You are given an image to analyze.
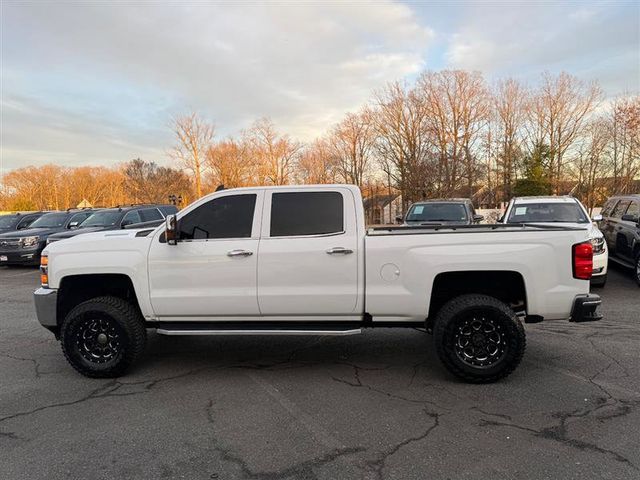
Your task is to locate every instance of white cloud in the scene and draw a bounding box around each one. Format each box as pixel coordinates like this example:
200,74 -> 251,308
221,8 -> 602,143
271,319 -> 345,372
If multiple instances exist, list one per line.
1,2 -> 432,169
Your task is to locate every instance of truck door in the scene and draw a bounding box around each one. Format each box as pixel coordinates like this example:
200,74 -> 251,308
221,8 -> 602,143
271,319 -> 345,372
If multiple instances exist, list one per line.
147,192 -> 262,318
257,188 -> 360,317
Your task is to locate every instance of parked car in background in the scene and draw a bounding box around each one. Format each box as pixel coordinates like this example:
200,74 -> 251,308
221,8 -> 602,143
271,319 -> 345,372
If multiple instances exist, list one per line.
46,205 -> 178,244
598,194 -> 640,286
502,196 -> 608,287
0,210 -> 96,265
398,199 -> 484,225
0,212 -> 45,234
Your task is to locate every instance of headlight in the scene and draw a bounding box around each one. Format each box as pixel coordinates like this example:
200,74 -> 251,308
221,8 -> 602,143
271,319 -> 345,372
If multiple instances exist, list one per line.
21,236 -> 39,248
591,237 -> 605,254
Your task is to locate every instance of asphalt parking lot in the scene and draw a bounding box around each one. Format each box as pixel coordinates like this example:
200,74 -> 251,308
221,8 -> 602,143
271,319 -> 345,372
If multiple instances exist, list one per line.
1,266 -> 639,480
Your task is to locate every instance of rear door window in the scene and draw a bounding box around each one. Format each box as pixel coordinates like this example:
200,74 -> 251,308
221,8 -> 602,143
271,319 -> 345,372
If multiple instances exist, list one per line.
270,192 -> 343,237
625,201 -> 639,219
611,201 -> 630,218
139,208 -> 163,222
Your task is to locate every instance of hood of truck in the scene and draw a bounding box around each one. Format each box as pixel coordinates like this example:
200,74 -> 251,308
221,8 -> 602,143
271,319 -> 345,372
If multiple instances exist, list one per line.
0,227 -> 62,240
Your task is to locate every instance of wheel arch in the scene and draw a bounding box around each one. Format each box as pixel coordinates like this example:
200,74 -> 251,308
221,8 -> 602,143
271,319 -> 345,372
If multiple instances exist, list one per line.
57,273 -> 142,327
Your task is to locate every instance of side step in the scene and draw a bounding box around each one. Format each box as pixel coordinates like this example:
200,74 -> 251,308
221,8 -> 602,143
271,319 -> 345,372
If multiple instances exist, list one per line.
154,321 -> 363,336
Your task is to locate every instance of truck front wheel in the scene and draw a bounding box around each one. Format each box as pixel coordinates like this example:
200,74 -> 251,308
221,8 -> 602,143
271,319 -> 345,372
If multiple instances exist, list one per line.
60,296 -> 147,378
433,294 -> 526,383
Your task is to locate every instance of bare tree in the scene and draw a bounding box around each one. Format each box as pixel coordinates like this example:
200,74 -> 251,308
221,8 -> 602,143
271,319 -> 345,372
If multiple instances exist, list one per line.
296,138 -> 339,184
493,78 -> 527,202
207,138 -> 257,188
247,118 -> 302,185
608,95 -> 640,194
328,109 -> 375,187
170,113 -> 215,198
526,72 -> 602,192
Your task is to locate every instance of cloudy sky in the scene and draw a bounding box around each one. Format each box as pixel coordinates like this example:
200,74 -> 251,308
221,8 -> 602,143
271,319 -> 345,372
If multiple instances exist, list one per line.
1,1 -> 639,171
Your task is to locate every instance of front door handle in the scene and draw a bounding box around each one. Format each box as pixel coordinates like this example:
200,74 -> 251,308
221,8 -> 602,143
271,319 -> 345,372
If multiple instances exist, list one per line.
227,249 -> 253,257
326,247 -> 353,255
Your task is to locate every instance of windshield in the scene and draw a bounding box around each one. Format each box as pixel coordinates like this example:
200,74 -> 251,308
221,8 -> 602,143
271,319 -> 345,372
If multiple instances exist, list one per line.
507,202 -> 589,223
81,211 -> 121,227
406,203 -> 468,222
30,213 -> 69,228
0,215 -> 17,228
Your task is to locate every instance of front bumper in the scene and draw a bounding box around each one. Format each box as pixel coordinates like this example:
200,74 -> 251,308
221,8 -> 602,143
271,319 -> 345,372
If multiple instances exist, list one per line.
33,287 -> 58,332
570,294 -> 603,322
592,251 -> 608,277
0,245 -> 43,265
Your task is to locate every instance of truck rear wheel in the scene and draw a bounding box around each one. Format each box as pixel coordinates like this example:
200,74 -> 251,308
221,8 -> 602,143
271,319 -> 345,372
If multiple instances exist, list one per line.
433,294 -> 526,383
60,296 -> 146,378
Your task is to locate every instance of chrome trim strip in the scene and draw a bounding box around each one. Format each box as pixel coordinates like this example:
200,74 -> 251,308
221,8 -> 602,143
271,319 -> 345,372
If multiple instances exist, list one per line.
156,328 -> 362,336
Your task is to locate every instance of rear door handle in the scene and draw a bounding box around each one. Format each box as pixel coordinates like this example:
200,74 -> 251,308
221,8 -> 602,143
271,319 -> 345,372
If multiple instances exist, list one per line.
227,249 -> 253,257
326,247 -> 353,255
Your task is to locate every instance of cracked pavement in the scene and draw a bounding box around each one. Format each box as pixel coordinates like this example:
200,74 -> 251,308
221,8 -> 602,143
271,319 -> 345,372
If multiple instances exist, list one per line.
1,265 -> 639,479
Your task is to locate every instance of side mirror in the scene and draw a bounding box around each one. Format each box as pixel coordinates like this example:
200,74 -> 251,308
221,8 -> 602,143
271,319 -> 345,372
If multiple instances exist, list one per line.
621,213 -> 639,223
395,215 -> 403,224
120,220 -> 132,228
165,214 -> 178,245
68,221 -> 79,229
473,214 -> 485,223
592,214 -> 603,222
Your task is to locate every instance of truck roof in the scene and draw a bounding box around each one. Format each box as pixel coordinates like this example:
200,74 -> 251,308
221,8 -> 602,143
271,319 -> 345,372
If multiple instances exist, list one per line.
512,196 -> 578,204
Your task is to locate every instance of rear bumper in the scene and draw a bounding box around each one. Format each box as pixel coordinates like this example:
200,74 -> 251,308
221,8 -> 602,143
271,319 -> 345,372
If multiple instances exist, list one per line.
570,294 -> 603,322
33,287 -> 58,331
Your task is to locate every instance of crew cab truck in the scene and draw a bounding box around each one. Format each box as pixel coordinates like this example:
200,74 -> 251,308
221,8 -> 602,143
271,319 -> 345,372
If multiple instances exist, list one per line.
34,185 -> 602,383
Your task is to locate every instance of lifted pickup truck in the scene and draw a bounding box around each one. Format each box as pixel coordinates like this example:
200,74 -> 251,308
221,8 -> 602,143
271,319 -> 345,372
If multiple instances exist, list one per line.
34,185 -> 602,382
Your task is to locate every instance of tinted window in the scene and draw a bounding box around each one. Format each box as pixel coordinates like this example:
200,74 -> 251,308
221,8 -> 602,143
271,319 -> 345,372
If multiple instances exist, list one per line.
179,194 -> 256,240
406,203 -> 468,222
17,216 -> 38,229
158,205 -> 178,216
139,208 -> 163,222
611,201 -> 630,218
30,213 -> 69,228
601,199 -> 616,217
0,215 -> 18,228
82,211 -> 122,227
270,192 -> 343,237
122,210 -> 142,225
68,212 -> 92,228
507,202 -> 589,223
625,201 -> 639,218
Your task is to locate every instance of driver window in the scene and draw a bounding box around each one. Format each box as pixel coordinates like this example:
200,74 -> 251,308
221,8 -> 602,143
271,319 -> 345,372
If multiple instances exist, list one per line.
179,194 -> 256,240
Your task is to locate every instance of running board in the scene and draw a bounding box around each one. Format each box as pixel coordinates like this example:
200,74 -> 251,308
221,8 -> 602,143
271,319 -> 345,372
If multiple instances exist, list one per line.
153,321 -> 363,336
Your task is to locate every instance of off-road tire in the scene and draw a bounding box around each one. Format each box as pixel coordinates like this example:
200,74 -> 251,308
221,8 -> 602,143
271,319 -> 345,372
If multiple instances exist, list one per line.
60,296 -> 146,378
433,294 -> 526,383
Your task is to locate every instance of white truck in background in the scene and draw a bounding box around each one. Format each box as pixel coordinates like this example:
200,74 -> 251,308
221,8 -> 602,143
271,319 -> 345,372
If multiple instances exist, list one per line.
34,185 -> 602,383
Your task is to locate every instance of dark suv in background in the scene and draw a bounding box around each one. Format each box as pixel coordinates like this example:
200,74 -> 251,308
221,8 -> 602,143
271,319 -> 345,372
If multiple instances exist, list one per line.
598,194 -> 640,286
0,210 -> 96,265
0,212 -> 45,234
398,198 -> 484,225
46,204 -> 178,244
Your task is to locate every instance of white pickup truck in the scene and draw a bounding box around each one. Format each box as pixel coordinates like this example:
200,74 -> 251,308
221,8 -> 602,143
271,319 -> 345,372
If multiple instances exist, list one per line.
34,185 -> 602,383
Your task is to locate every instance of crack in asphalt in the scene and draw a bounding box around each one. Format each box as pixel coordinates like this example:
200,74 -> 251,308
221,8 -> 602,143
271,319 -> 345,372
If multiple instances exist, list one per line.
365,409 -> 442,480
0,367 -> 207,424
205,399 -> 365,480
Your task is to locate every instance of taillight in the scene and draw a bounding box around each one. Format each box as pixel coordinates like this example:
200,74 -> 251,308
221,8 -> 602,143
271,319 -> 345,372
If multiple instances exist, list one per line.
572,242 -> 593,280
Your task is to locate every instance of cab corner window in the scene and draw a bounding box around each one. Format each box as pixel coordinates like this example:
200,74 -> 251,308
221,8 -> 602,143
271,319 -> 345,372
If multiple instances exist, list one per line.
179,194 -> 256,240
270,191 -> 343,237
